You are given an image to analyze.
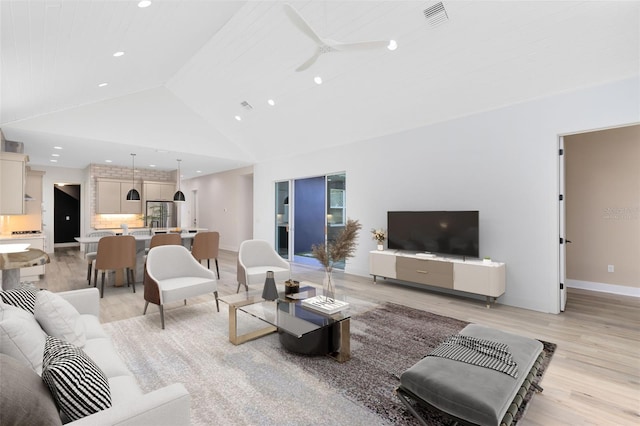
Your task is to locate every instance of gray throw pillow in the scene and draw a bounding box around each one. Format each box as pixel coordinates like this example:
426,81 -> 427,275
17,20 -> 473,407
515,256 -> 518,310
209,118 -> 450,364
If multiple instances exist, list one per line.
0,353 -> 62,426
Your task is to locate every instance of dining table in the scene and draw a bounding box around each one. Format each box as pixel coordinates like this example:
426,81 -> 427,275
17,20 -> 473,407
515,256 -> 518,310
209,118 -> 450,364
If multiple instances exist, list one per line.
0,244 -> 50,290
75,231 -> 199,287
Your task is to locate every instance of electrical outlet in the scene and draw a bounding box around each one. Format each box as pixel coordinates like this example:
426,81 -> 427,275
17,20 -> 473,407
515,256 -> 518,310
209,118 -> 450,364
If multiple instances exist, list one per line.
608,265 -> 614,273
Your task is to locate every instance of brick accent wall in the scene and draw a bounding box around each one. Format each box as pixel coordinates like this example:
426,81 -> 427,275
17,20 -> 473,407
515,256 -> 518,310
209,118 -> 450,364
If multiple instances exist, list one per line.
90,164 -> 175,229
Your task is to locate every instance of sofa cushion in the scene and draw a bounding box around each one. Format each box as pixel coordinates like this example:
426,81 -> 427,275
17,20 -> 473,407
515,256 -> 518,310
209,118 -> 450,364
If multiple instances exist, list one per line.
42,336 -> 112,422
81,314 -> 109,340
82,337 -> 133,378
0,354 -> 62,426
0,283 -> 39,313
0,302 -> 47,374
34,290 -> 86,348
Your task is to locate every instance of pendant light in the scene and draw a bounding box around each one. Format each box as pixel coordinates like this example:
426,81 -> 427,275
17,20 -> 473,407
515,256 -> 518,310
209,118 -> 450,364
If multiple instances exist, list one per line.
125,153 -> 140,201
173,159 -> 186,202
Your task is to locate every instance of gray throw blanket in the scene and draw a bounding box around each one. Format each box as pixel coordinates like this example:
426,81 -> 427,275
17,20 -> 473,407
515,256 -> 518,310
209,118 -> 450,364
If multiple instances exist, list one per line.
427,334 -> 519,378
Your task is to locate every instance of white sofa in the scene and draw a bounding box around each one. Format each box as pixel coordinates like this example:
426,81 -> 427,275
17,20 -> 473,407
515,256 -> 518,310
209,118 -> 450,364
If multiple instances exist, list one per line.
0,287 -> 190,425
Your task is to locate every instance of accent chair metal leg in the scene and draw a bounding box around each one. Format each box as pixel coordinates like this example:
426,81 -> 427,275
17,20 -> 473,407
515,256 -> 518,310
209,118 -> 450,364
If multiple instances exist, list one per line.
215,259 -> 220,279
160,305 -> 165,329
130,269 -> 136,293
143,301 -> 149,315
236,281 -> 248,293
87,263 -> 92,285
214,291 -> 219,312
207,259 -> 210,269
93,269 -> 98,288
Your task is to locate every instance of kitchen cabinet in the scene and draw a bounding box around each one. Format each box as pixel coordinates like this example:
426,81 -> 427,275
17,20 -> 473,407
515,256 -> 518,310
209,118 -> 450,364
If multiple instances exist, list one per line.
0,152 -> 27,215
143,181 -> 175,201
96,179 -> 142,214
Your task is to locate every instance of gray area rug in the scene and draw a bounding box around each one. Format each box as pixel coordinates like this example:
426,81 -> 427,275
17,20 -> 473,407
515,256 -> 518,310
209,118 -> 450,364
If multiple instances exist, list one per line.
104,300 -> 555,425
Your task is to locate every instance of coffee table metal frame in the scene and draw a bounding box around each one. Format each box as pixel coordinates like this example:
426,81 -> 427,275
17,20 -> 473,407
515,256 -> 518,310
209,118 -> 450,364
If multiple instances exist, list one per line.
219,285 -> 351,362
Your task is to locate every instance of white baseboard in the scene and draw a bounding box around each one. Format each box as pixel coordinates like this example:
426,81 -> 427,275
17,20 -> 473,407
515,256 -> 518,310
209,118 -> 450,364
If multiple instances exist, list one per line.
566,279 -> 640,298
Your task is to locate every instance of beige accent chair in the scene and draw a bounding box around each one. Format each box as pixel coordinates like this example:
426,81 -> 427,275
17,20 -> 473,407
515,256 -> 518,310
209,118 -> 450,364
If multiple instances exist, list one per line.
93,235 -> 136,298
85,230 -> 116,284
191,231 -> 220,279
144,245 -> 219,329
236,239 -> 291,293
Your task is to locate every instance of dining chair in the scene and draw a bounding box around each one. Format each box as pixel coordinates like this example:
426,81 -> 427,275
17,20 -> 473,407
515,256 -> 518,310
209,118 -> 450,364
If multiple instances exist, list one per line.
93,235 -> 136,298
191,231 -> 220,279
85,230 -> 116,285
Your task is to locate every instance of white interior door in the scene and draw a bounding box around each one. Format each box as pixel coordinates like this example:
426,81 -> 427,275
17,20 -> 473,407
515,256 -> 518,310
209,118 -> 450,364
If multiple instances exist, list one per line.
559,137 -> 568,311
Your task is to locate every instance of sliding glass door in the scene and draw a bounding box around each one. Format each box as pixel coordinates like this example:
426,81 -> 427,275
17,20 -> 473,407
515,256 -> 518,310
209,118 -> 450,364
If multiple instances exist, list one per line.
275,173 -> 347,269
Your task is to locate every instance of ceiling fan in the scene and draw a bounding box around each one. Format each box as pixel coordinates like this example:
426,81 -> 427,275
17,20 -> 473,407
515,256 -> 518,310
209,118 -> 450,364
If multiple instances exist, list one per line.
283,3 -> 396,72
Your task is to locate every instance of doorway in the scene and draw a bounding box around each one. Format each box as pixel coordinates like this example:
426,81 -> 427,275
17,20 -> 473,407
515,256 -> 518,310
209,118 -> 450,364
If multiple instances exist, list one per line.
54,184 -> 80,245
559,124 -> 640,312
275,173 -> 347,269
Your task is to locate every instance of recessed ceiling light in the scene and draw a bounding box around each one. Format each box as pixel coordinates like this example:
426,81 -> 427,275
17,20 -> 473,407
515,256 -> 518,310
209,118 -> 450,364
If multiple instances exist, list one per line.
51,153 -> 60,157
314,76 -> 322,85
149,164 -> 156,168
113,51 -> 125,57
387,40 -> 398,51
50,159 -> 58,163
98,82 -> 108,87
53,146 -> 63,150
105,160 -> 112,163
196,170 -> 202,173
234,115 -> 242,121
138,1 -> 151,8
267,99 -> 275,106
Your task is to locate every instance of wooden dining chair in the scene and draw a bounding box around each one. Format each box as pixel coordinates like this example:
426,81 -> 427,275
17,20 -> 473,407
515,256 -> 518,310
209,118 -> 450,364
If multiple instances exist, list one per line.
93,235 -> 136,298
191,231 -> 220,279
85,230 -> 116,285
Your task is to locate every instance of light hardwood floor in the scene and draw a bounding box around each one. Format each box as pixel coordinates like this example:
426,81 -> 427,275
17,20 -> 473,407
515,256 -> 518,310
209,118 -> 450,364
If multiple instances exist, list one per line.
39,247 -> 640,425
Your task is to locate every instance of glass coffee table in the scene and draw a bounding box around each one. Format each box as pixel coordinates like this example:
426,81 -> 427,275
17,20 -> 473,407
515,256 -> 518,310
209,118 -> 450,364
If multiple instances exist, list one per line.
219,284 -> 352,362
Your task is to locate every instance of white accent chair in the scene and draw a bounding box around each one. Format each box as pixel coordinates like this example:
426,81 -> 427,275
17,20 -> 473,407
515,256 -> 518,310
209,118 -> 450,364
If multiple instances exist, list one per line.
144,245 -> 219,329
236,239 -> 291,293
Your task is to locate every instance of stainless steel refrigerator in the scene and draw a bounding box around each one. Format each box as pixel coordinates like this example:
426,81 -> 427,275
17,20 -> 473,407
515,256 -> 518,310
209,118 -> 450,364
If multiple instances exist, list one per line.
145,201 -> 176,228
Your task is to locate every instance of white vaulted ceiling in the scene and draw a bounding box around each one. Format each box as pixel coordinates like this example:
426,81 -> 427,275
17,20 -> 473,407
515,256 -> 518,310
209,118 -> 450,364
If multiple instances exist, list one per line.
1,1 -> 638,178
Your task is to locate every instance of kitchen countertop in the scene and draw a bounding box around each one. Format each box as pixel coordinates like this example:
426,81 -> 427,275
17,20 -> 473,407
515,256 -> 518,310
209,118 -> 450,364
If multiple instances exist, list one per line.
0,234 -> 46,241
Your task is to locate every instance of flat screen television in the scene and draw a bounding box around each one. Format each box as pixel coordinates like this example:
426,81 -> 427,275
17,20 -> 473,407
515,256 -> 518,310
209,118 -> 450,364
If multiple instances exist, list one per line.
387,211 -> 479,258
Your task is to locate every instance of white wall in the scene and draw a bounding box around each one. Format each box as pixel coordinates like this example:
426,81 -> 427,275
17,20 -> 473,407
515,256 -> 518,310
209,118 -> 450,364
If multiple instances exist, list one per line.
252,77 -> 640,314
181,166 -> 253,252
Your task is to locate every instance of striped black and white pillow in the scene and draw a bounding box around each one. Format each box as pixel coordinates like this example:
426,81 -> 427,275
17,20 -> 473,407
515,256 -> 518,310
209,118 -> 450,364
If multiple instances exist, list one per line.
41,336 -> 112,421
0,283 -> 39,313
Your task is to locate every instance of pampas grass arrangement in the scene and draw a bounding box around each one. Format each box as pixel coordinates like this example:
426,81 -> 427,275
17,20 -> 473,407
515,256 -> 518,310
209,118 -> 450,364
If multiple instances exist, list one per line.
311,218 -> 362,300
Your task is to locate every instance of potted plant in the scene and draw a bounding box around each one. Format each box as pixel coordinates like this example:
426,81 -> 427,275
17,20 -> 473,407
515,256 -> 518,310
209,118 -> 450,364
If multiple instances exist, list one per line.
371,228 -> 386,250
311,218 -> 362,301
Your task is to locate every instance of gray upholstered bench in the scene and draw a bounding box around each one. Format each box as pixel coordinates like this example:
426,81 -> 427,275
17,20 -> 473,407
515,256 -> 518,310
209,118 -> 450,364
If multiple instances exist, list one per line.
397,324 -> 544,426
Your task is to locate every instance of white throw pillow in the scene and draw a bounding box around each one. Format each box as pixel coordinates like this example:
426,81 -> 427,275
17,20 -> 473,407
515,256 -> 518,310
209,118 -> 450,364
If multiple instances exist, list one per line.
0,302 -> 47,374
34,291 -> 86,348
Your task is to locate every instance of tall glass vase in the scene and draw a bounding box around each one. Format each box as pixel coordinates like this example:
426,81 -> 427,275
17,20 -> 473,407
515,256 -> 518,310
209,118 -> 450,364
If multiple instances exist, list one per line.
323,270 -> 335,301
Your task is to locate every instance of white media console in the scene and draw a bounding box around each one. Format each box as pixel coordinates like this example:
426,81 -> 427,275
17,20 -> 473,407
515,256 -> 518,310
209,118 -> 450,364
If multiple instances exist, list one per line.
369,250 -> 505,307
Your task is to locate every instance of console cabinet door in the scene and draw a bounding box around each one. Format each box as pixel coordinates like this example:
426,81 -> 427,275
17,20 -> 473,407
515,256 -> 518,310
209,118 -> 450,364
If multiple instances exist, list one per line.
369,251 -> 396,279
454,263 -> 506,297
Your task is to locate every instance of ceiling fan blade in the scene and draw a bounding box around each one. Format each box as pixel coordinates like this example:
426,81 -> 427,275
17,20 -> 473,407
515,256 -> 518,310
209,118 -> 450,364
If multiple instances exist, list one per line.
295,49 -> 322,72
330,40 -> 391,52
283,3 -> 324,45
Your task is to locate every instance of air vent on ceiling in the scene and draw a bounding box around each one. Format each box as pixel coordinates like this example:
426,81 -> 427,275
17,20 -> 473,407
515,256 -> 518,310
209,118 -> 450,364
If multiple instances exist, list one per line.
240,101 -> 253,111
423,2 -> 448,27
